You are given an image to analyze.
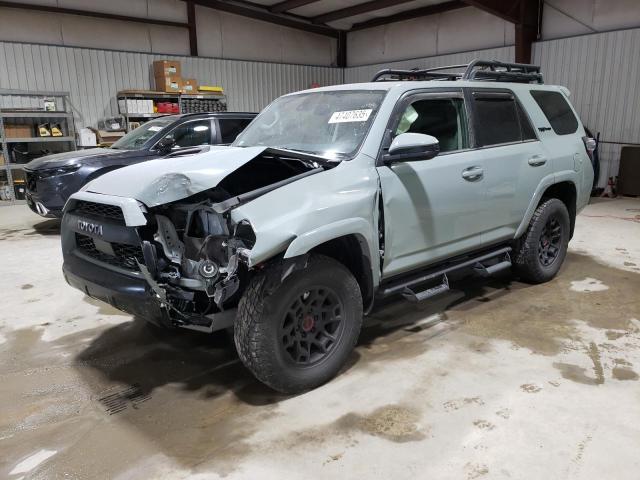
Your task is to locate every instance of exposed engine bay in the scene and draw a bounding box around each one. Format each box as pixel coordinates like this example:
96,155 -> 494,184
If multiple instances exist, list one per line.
134,149 -> 329,329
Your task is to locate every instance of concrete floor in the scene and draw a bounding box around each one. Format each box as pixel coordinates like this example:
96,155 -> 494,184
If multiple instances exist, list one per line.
1,198 -> 639,480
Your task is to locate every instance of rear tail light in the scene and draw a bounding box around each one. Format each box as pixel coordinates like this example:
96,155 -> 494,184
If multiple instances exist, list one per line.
582,136 -> 597,164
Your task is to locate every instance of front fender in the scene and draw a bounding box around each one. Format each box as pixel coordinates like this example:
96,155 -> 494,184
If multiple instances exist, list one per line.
284,217 -> 374,259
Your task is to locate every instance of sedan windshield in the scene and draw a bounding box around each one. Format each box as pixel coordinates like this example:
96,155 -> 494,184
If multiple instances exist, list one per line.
233,90 -> 386,160
111,117 -> 176,150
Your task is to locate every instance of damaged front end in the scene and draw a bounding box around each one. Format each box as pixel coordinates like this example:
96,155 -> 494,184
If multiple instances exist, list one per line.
131,148 -> 328,332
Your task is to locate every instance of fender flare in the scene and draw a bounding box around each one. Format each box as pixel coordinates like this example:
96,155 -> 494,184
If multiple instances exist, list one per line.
514,171 -> 579,239
283,217 -> 380,289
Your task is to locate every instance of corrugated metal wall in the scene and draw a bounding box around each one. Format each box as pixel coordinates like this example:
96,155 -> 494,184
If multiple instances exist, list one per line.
533,28 -> 640,187
343,46 -> 516,84
0,41 -> 343,130
3,28 -> 640,188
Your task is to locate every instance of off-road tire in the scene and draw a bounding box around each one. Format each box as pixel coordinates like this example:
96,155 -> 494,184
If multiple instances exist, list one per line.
234,254 -> 363,394
514,198 -> 571,283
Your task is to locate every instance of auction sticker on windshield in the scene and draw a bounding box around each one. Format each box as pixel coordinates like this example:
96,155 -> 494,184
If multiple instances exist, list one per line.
328,109 -> 373,124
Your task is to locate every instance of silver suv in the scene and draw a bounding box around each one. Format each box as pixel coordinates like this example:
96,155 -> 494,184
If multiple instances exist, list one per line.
61,60 -> 595,393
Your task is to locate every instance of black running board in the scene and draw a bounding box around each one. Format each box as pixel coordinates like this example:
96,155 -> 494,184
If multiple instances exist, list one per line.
379,246 -> 512,301
402,274 -> 450,302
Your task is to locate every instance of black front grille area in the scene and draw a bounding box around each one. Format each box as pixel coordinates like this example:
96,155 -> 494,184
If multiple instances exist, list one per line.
73,201 -> 125,223
26,172 -> 38,192
75,233 -> 144,270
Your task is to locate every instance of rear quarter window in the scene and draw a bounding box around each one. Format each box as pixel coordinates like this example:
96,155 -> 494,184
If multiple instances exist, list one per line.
530,90 -> 578,135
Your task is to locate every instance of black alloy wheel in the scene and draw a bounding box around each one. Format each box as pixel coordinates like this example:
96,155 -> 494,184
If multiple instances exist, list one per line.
538,216 -> 562,267
280,287 -> 344,366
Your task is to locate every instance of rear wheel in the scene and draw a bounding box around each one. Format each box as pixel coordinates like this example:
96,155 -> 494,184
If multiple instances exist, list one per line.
514,198 -> 571,283
235,255 -> 363,394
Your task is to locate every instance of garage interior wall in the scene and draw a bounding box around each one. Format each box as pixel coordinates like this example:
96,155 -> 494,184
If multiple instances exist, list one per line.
1,1 -> 640,188
0,41 -> 343,130
0,2 -> 337,66
346,6 -> 516,67
534,27 -> 640,187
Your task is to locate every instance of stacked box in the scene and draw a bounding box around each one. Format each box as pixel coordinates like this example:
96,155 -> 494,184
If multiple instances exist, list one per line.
153,60 -> 183,93
182,79 -> 199,93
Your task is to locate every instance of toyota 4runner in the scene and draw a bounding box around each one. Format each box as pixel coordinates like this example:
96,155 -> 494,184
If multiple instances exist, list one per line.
60,60 -> 595,393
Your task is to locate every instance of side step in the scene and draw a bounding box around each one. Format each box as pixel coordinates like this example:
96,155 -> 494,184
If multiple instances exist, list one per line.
379,246 -> 512,301
402,274 -> 449,303
473,252 -> 512,277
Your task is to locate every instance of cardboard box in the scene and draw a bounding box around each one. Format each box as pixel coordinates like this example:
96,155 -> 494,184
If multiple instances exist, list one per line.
155,75 -> 182,93
153,60 -> 181,78
182,78 -> 199,94
4,124 -> 33,138
89,127 -> 125,147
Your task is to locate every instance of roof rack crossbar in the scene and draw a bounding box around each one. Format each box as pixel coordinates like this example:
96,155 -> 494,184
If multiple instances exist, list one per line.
462,59 -> 543,84
371,59 -> 544,84
370,68 -> 462,82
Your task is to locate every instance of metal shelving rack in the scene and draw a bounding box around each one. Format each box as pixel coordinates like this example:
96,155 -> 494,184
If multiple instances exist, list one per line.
0,89 -> 77,205
117,90 -> 227,132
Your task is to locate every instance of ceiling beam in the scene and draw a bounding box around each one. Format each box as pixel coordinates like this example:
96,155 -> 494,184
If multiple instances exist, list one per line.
515,0 -> 540,63
460,0 -> 520,23
0,0 -> 189,28
312,0 -> 416,25
270,0 -> 320,14
189,0 -> 339,37
186,0 -> 198,56
350,1 -> 466,31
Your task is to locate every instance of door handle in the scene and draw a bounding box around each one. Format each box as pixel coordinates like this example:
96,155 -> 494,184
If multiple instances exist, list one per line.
461,166 -> 484,181
528,155 -> 547,167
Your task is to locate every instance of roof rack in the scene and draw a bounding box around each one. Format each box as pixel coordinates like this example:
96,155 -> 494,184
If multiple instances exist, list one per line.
371,59 -> 543,84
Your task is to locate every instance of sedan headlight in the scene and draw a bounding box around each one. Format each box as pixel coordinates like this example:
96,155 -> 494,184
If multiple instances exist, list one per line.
37,164 -> 81,179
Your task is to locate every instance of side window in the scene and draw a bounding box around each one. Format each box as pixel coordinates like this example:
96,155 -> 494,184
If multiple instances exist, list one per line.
530,90 -> 578,135
162,120 -> 211,148
219,118 -> 252,144
395,97 -> 469,153
472,92 -> 522,146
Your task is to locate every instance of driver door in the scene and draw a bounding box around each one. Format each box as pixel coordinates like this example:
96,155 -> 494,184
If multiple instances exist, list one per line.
377,91 -> 488,279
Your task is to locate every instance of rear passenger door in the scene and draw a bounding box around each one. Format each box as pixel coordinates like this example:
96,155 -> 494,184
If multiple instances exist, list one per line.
468,89 -> 550,244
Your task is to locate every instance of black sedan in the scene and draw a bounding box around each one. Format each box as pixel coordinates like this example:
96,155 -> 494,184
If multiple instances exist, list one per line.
24,112 -> 256,218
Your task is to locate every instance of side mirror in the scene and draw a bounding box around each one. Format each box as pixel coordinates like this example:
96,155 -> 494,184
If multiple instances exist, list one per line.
384,133 -> 439,164
156,137 -> 176,154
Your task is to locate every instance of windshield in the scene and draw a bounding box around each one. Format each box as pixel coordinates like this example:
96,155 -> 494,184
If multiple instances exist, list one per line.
233,90 -> 386,160
111,117 -> 176,150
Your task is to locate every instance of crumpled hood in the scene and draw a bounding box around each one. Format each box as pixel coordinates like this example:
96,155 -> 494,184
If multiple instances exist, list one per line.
84,146 -> 268,207
25,148 -> 122,170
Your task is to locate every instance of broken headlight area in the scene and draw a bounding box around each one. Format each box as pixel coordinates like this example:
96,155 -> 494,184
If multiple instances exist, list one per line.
136,198 -> 254,327
135,148 -> 328,328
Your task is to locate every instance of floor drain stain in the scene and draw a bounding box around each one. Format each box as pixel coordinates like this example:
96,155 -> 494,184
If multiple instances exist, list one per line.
98,384 -> 151,415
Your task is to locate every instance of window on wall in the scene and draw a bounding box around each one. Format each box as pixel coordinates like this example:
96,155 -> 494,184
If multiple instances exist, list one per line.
530,90 -> 579,135
219,118 -> 253,144
395,97 -> 469,153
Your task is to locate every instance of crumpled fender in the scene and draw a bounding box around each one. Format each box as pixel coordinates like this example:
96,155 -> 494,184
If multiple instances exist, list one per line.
230,158 -> 381,287
284,218 -> 373,259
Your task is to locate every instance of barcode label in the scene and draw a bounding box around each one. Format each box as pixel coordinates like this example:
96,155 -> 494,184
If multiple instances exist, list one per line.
328,109 -> 373,124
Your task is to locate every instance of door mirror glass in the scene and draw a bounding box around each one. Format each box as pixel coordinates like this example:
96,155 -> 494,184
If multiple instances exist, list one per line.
385,133 -> 439,163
